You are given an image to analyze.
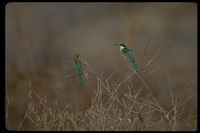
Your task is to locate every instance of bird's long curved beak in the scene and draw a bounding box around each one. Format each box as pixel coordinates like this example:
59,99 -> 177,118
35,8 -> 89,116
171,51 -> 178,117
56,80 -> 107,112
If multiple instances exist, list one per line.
114,44 -> 120,46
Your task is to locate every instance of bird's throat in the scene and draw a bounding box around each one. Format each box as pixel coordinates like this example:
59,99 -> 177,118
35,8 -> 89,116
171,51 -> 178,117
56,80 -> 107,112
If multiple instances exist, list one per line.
120,46 -> 124,51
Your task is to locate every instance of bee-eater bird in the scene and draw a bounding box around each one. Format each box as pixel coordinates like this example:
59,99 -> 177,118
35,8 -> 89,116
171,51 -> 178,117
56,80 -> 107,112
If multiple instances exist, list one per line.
73,54 -> 84,85
114,42 -> 140,73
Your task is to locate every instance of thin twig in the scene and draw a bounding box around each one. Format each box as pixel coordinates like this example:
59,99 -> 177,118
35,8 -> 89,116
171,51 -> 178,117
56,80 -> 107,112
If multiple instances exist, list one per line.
146,43 -> 163,67
144,37 -> 152,59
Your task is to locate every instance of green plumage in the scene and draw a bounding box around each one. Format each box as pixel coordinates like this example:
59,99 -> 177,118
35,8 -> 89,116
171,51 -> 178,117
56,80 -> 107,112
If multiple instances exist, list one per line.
73,54 -> 84,85
115,42 -> 140,73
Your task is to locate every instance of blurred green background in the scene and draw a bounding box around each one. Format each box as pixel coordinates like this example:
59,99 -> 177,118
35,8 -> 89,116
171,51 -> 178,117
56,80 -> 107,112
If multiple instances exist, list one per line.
6,2 -> 197,130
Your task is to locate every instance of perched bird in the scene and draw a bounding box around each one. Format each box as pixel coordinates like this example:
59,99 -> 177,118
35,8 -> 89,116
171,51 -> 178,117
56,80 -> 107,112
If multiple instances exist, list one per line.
114,42 -> 140,73
73,54 -> 84,85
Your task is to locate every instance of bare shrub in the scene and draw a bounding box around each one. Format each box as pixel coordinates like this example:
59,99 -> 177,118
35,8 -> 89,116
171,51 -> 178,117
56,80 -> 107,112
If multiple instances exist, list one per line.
6,43 -> 197,131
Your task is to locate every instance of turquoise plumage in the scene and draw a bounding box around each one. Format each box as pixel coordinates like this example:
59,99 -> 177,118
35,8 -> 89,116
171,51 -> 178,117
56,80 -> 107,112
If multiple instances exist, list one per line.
73,54 -> 84,85
115,42 -> 140,73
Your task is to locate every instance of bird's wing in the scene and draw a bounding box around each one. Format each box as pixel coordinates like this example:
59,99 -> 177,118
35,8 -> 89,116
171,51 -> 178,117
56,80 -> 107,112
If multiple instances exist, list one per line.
77,62 -> 83,75
73,60 -> 83,75
123,49 -> 135,63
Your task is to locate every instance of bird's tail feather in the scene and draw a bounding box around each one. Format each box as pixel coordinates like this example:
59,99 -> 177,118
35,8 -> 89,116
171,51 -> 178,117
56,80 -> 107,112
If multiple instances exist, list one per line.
132,62 -> 140,73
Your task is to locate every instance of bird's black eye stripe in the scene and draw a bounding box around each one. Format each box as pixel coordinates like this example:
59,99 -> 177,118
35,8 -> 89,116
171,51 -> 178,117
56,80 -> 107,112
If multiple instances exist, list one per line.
120,44 -> 125,47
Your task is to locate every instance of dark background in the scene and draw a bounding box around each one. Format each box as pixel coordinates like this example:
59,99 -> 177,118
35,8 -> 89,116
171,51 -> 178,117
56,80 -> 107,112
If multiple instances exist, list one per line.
6,3 -> 197,130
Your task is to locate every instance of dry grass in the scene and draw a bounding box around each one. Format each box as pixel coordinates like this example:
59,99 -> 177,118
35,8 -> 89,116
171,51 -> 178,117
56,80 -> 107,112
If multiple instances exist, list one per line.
5,44 -> 197,131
